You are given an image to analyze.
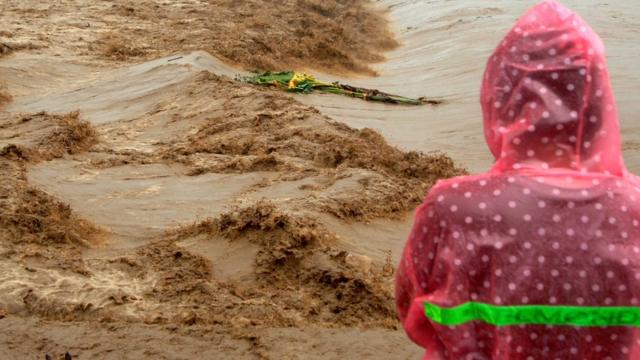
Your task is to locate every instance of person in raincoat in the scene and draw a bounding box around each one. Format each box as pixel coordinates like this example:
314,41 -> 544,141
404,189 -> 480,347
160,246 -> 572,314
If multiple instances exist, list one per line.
396,1 -> 640,359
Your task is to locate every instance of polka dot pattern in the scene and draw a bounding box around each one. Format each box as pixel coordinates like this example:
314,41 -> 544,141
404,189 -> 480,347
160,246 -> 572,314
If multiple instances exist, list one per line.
396,1 -> 636,359
398,173 -> 640,359
480,0 -> 623,177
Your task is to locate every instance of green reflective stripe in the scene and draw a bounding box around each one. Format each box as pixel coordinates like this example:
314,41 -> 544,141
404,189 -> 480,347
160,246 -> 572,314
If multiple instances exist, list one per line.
424,301 -> 640,327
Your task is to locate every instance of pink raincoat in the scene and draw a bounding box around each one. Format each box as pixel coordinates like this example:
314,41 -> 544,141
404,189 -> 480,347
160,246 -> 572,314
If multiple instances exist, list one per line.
396,1 -> 640,359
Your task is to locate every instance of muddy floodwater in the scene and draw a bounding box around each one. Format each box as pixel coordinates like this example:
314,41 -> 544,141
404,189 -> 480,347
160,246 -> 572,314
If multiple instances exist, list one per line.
0,0 -> 638,358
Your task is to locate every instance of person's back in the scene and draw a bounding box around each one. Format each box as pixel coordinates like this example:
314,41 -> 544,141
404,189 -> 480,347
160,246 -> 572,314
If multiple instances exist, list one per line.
396,1 -> 640,359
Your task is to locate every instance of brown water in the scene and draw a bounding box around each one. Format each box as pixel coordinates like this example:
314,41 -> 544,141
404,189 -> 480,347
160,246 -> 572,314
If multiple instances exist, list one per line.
303,0 -> 640,174
1,1 -> 639,359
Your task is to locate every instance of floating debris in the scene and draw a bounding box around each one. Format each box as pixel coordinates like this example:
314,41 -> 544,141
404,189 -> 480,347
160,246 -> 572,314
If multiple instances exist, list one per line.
241,71 -> 440,106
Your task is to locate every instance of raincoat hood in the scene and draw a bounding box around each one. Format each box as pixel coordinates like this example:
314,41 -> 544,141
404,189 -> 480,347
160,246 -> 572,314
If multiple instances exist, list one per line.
481,0 -> 625,176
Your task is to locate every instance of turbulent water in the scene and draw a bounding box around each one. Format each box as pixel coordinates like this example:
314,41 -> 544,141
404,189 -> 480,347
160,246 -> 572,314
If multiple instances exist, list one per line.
0,1 -> 639,359
305,0 -> 640,174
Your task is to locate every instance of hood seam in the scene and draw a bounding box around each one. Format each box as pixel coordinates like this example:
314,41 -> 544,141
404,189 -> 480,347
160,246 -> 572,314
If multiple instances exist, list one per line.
576,60 -> 592,171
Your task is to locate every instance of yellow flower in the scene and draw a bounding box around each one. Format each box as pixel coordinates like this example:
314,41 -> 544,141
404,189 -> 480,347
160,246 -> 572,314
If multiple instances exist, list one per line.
288,72 -> 315,89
